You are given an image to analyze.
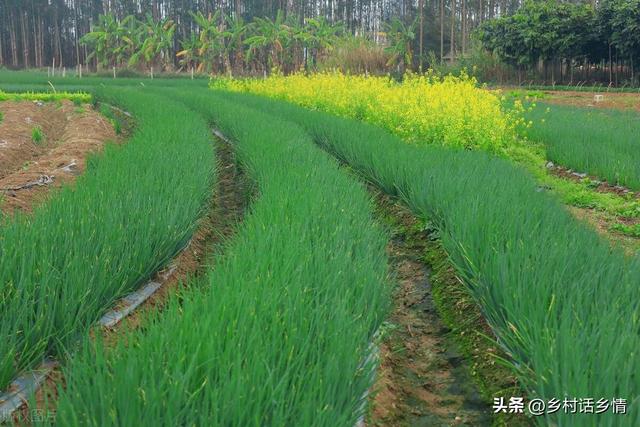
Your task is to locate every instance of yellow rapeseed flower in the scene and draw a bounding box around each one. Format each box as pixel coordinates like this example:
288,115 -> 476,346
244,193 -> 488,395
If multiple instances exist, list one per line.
213,71 -> 520,153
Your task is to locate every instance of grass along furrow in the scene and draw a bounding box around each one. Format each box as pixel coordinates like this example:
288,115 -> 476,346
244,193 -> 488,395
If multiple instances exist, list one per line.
220,92 -> 640,426
0,87 -> 215,390
49,90 -> 390,426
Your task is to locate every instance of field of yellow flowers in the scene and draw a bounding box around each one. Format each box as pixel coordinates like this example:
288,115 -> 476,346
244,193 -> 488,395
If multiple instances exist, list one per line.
213,72 -> 523,153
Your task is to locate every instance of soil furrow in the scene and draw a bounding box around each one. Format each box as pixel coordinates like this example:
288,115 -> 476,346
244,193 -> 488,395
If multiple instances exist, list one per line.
366,190 -> 494,427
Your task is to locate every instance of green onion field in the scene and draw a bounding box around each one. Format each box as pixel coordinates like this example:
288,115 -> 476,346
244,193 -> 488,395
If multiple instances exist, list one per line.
1,62 -> 639,427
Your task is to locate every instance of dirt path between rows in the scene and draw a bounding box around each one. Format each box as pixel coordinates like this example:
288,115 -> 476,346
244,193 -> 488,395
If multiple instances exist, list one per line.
0,100 -> 117,214
11,133 -> 249,425
538,90 -> 640,111
366,191 -> 495,427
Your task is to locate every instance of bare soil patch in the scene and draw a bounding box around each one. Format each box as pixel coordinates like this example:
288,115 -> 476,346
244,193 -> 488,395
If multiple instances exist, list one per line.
544,167 -> 640,253
0,101 -> 68,178
540,90 -> 640,111
0,100 -> 118,214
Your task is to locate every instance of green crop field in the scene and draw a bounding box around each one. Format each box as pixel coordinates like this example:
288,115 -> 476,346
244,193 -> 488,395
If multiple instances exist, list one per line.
0,86 -> 215,391
0,10 -> 640,427
50,89 -> 391,427
218,91 -> 640,426
524,103 -> 640,190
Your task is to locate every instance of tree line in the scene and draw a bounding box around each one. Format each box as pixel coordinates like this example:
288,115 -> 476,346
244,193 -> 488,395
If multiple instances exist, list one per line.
0,0 -> 530,73
478,0 -> 640,86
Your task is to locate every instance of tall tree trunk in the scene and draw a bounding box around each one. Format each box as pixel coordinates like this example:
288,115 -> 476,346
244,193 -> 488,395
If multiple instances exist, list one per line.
0,13 -> 3,67
461,0 -> 466,57
9,11 -> 18,67
32,9 -> 39,68
608,43 -> 612,85
39,16 -> 45,68
54,8 -> 63,68
450,0 -> 456,62
419,0 -> 424,70
75,0 -> 81,72
20,11 -> 29,67
569,58 -> 574,85
440,0 -> 444,63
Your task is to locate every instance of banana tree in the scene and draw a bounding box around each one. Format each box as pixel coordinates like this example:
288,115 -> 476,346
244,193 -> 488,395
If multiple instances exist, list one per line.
176,33 -> 200,71
129,14 -> 176,71
305,17 -> 343,70
384,17 -> 417,73
223,15 -> 248,76
287,18 -> 310,72
80,13 -> 136,69
244,11 -> 290,74
190,11 -> 226,73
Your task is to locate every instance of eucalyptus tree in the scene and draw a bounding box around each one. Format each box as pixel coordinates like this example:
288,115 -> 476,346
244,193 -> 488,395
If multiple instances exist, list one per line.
0,0 -> 547,75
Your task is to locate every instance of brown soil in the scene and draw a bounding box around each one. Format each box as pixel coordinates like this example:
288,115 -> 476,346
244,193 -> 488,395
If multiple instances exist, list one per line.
11,132 -> 249,425
366,191 -> 496,427
539,90 -> 640,111
0,100 -> 118,214
0,101 -> 67,177
549,164 -> 638,200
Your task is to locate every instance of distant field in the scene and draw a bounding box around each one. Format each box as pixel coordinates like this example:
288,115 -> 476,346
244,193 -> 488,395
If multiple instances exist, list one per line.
0,69 -> 208,93
524,102 -> 640,190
